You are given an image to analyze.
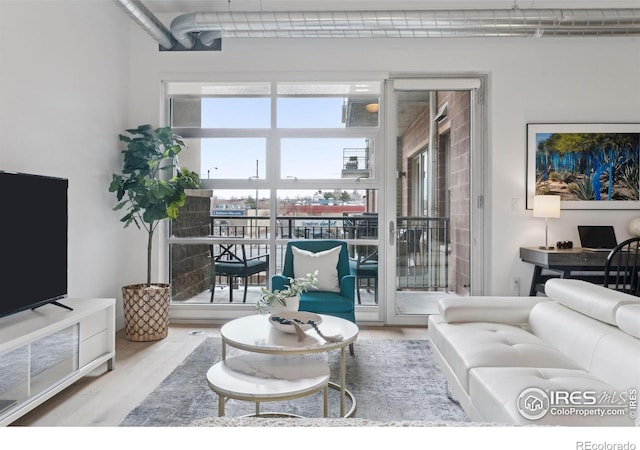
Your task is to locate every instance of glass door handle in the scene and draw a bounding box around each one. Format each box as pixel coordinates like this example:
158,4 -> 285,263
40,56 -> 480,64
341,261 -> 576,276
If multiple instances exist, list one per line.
389,221 -> 395,245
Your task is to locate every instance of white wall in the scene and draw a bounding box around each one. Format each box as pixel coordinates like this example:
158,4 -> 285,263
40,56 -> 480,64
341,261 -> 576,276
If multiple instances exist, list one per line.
128,24 -> 640,296
0,0 -> 137,328
483,39 -> 640,294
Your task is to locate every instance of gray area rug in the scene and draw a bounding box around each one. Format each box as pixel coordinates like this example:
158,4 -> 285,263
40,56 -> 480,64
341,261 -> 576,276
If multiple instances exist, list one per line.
120,338 -> 469,426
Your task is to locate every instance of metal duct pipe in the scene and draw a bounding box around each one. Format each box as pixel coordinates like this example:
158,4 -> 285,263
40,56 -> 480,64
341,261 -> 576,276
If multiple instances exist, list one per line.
171,12 -> 221,49
170,9 -> 640,47
114,0 -> 176,50
198,30 -> 223,47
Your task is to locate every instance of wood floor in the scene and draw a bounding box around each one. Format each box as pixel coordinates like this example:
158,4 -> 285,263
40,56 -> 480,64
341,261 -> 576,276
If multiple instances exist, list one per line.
10,323 -> 428,427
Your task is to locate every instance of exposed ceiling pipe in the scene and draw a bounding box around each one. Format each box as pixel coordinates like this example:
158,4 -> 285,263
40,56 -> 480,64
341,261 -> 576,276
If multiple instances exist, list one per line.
198,30 -> 223,47
113,0 -> 176,50
169,8 -> 640,48
170,12 -> 222,49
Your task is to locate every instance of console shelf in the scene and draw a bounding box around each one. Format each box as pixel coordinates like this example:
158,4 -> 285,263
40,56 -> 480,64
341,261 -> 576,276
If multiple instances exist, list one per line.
0,298 -> 116,426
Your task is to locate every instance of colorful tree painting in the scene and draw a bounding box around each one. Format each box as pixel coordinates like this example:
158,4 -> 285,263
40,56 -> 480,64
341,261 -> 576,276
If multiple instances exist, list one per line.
535,132 -> 640,202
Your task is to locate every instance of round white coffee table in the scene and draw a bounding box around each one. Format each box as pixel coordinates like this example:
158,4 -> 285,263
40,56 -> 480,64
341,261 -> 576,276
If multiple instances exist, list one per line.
206,353 -> 330,417
218,313 -> 359,417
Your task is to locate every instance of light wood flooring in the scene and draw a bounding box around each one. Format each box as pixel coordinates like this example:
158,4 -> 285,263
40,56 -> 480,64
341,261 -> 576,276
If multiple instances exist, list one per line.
10,323 -> 428,427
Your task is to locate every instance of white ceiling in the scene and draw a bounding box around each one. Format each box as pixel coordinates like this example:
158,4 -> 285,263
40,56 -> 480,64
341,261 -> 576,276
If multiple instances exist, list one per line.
144,0 -> 640,14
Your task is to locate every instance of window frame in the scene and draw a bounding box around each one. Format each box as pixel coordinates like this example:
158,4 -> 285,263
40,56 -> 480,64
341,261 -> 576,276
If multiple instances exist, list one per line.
165,78 -> 384,316
171,81 -> 381,186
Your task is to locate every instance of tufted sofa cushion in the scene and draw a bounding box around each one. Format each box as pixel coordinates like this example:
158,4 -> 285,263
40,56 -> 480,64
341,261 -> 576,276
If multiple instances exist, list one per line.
428,315 -> 581,392
469,367 -> 636,426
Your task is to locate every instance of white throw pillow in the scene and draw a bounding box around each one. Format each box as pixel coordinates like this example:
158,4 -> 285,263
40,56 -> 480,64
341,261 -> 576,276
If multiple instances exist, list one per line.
292,245 -> 341,293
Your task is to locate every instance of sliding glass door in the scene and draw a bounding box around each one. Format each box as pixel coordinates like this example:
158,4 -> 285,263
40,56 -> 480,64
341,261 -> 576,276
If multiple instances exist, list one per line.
384,78 -> 485,325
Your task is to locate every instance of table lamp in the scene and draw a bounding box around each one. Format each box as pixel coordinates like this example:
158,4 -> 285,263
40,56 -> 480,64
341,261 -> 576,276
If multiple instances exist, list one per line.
533,195 -> 561,250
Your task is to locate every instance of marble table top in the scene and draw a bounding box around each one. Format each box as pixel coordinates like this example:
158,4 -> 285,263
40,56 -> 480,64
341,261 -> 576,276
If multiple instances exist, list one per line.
206,353 -> 330,400
220,313 -> 359,355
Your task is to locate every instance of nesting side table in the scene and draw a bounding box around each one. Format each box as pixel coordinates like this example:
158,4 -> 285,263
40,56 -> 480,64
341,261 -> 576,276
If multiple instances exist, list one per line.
209,313 -> 359,417
207,353 -> 330,417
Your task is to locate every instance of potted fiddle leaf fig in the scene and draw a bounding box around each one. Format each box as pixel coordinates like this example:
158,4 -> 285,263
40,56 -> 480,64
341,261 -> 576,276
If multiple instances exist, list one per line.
109,124 -> 199,341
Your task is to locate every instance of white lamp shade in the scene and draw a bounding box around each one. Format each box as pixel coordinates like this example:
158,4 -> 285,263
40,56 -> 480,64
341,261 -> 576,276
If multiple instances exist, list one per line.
629,217 -> 640,237
533,195 -> 561,218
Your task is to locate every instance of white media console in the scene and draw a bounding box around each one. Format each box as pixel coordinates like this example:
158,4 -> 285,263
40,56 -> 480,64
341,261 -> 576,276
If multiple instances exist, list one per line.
0,298 -> 116,426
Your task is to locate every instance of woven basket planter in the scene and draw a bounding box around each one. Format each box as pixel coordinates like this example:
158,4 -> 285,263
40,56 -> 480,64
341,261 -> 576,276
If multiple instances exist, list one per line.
122,283 -> 171,342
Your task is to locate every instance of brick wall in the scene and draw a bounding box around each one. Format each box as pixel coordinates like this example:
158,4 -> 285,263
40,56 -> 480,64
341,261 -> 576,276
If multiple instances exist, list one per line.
401,108 -> 430,216
439,91 -> 471,296
399,91 -> 471,295
171,190 -> 212,301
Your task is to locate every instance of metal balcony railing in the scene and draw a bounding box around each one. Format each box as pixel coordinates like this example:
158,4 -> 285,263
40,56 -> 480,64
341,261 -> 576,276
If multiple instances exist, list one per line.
206,214 -> 449,294
396,216 -> 449,292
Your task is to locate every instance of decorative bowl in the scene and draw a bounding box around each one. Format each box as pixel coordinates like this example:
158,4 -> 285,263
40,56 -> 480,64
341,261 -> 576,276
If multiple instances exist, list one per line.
269,311 -> 322,334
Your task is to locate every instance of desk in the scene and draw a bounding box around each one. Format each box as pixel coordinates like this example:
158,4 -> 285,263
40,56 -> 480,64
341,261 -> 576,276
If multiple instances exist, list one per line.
519,247 -> 610,296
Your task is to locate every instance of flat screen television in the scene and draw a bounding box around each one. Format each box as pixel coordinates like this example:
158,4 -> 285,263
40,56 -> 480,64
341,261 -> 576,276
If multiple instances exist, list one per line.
0,171 -> 69,318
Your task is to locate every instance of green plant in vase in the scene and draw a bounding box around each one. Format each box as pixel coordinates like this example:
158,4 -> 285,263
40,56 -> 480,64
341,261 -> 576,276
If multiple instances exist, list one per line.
109,124 -> 199,341
257,271 -> 318,313
109,124 -> 200,287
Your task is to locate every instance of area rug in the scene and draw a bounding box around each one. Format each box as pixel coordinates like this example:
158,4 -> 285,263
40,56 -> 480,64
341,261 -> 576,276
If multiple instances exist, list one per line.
120,338 -> 469,426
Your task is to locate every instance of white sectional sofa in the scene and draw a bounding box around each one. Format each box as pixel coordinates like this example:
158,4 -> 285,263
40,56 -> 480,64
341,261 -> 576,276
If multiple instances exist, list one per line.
428,278 -> 640,426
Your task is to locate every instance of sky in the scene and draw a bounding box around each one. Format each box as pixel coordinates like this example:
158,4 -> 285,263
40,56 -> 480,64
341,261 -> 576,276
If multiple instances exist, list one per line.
199,97 -> 370,181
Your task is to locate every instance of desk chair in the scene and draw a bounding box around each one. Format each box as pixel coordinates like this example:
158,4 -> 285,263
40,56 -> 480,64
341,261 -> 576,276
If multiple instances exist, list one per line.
604,237 -> 640,296
211,244 -> 269,303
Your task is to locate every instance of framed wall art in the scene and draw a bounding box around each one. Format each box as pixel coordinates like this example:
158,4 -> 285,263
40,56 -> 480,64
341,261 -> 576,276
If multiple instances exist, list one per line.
526,123 -> 640,210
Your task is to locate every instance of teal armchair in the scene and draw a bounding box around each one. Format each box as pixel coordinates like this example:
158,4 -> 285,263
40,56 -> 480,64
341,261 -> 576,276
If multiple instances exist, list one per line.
272,240 -> 356,324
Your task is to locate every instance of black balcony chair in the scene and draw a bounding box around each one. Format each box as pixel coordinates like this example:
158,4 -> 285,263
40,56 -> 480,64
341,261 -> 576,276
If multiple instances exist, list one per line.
604,237 -> 640,296
349,246 -> 378,305
347,214 -> 378,304
399,228 -> 423,266
210,244 -> 269,303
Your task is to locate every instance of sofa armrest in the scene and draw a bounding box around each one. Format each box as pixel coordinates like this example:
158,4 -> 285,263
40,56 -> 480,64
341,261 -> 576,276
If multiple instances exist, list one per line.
437,297 -> 548,324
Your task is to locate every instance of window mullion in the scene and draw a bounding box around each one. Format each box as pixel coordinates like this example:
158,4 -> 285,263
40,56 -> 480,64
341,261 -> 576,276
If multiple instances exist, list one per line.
268,83 -> 279,267
173,128 -> 269,138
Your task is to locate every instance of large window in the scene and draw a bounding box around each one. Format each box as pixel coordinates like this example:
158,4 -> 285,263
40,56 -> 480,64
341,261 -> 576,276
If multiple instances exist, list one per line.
195,138 -> 266,180
281,138 -> 373,179
168,81 -> 380,181
167,80 -> 382,308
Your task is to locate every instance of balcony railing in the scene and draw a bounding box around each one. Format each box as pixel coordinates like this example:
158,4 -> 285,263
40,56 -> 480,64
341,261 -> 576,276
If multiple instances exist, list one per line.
203,214 -> 449,294
396,216 -> 449,292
